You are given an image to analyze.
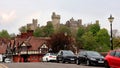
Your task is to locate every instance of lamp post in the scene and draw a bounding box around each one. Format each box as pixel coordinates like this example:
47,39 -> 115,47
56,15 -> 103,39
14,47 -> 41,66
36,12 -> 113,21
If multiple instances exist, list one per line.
64,32 -> 68,50
108,15 -> 114,50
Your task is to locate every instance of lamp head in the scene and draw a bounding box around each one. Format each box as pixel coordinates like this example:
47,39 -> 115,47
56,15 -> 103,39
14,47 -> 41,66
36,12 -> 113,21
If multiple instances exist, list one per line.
108,14 -> 114,23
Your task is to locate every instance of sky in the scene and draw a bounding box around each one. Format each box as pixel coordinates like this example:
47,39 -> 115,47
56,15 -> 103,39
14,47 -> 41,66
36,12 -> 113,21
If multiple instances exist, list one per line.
0,0 -> 120,34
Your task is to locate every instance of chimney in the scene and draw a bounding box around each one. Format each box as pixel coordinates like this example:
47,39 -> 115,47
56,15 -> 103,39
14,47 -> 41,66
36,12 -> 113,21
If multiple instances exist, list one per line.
27,30 -> 34,36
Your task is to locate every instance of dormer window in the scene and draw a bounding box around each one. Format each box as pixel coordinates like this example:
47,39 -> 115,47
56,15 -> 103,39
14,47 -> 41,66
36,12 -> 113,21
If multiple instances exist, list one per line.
39,43 -> 48,54
21,43 -> 26,47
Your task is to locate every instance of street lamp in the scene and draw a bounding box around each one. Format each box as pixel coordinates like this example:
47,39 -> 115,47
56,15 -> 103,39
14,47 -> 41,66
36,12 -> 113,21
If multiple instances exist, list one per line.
64,32 -> 68,50
108,14 -> 114,50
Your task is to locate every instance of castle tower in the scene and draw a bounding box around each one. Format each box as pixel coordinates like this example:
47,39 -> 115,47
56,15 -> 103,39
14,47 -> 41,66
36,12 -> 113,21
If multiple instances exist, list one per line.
32,19 -> 38,29
27,19 -> 38,31
51,12 -> 60,29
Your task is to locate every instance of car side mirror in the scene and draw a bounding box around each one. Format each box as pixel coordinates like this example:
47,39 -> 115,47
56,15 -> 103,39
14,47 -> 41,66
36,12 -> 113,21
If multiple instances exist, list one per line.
83,55 -> 87,57
57,54 -> 61,56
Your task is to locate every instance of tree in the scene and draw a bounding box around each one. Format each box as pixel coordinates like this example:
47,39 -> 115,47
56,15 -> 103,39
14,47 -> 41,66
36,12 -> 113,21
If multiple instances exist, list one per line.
89,22 -> 100,35
95,28 -> 110,52
43,22 -> 54,37
34,22 -> 54,37
56,25 -> 71,34
19,26 -> 27,33
50,32 -> 74,53
76,26 -> 85,49
33,27 -> 44,37
81,31 -> 97,50
113,37 -> 120,48
0,30 -> 10,39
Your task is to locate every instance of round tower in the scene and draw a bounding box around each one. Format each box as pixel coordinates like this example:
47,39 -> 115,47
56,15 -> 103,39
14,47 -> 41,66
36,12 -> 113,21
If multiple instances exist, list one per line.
51,12 -> 60,29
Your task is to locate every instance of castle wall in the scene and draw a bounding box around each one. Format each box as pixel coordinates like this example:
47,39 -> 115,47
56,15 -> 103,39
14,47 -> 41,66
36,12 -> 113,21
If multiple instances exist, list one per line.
27,19 -> 38,31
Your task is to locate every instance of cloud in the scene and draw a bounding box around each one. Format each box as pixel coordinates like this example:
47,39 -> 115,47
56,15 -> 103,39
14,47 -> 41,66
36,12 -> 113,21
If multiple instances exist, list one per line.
0,10 -> 17,25
24,11 -> 51,26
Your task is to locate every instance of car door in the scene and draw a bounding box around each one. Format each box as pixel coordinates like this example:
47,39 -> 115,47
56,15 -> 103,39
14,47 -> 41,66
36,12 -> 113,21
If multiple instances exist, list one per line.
57,51 -> 63,61
43,53 -> 49,61
79,51 -> 86,63
112,51 -> 120,68
107,51 -> 116,67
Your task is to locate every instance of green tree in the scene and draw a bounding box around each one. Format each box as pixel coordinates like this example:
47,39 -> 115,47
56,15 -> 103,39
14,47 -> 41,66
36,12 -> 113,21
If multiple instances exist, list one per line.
95,28 -> 110,52
33,27 -> 44,37
89,22 -> 100,35
19,26 -> 27,33
0,30 -> 10,39
81,31 -> 97,50
113,37 -> 120,48
43,22 -> 54,37
76,26 -> 85,49
56,25 -> 71,34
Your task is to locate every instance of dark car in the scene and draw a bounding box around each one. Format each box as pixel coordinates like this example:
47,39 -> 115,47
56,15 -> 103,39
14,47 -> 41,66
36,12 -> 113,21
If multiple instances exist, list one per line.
76,50 -> 104,66
104,49 -> 120,68
56,50 -> 77,63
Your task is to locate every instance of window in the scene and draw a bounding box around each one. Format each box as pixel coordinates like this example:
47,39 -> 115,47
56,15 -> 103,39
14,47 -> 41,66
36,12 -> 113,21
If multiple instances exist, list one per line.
60,51 -> 63,55
21,47 -> 27,51
45,53 -> 49,56
114,51 -> 120,57
79,51 -> 86,56
110,51 -> 116,56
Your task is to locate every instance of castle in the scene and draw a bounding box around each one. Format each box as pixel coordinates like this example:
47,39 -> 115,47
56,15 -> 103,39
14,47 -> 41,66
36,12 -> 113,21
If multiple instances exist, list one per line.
27,19 -> 39,31
25,12 -> 82,32
48,12 -> 82,31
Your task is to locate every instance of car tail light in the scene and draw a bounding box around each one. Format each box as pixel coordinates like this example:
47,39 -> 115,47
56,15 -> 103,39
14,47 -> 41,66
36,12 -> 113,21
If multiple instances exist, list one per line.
49,56 -> 53,58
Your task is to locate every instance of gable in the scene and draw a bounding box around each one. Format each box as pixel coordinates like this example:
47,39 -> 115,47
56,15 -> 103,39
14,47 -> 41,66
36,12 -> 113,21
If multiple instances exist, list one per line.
41,44 -> 48,49
21,43 -> 26,47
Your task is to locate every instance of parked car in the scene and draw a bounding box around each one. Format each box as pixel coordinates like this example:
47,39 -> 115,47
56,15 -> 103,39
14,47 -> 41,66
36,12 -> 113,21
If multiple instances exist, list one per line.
42,53 -> 57,62
4,58 -> 11,63
76,50 -> 104,66
104,49 -> 120,68
56,50 -> 77,63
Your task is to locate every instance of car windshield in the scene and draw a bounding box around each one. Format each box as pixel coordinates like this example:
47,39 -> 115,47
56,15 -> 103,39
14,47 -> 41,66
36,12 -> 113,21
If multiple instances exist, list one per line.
87,51 -> 101,56
50,53 -> 57,56
63,51 -> 75,56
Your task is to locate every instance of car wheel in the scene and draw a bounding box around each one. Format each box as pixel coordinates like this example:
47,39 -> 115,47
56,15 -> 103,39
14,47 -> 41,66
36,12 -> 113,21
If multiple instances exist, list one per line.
46,58 -> 49,62
86,60 -> 91,66
62,59 -> 65,63
76,59 -> 80,65
105,61 -> 110,68
56,59 -> 59,63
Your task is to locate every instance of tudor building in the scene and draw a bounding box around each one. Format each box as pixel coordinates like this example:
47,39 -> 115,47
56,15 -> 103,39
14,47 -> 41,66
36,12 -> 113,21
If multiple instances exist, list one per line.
11,30 -> 51,62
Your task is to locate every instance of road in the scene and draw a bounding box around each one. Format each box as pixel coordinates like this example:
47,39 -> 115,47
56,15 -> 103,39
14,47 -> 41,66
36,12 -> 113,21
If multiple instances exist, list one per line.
1,62 -> 105,68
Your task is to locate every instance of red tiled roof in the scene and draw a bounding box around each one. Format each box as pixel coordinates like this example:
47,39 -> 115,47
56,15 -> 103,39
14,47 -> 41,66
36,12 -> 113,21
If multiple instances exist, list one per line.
14,36 -> 50,51
15,38 -> 27,47
28,36 -> 50,50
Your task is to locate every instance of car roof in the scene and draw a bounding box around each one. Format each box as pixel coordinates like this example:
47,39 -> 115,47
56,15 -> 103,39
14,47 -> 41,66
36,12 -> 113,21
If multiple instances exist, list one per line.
78,50 -> 99,54
60,50 -> 72,51
110,49 -> 120,52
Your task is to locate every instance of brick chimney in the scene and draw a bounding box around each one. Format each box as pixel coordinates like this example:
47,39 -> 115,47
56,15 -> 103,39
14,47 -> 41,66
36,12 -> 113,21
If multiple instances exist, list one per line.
27,30 -> 34,36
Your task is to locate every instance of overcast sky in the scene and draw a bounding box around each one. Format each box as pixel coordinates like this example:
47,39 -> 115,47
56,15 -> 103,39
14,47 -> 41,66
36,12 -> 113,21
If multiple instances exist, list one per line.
0,0 -> 120,34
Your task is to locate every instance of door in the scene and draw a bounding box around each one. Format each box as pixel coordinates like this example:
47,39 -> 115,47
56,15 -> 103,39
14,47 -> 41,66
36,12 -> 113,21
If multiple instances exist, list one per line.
21,55 -> 28,62
79,51 -> 86,63
112,51 -> 120,67
57,51 -> 63,61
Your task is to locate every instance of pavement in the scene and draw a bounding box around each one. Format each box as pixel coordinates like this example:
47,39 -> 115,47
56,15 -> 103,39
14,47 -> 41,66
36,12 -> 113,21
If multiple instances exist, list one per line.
0,64 -> 8,68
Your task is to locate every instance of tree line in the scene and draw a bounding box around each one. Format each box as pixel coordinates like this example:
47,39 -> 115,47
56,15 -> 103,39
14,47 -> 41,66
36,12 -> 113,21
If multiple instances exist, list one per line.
1,22 -> 120,52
